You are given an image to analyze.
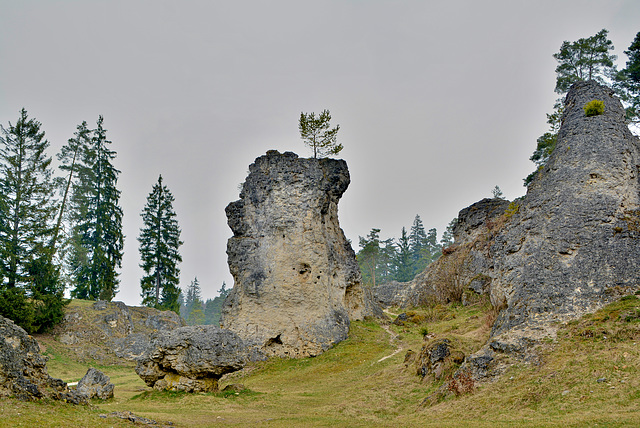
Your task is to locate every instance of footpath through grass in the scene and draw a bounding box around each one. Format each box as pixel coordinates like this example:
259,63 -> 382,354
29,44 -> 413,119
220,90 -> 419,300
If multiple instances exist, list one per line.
3,297 -> 640,427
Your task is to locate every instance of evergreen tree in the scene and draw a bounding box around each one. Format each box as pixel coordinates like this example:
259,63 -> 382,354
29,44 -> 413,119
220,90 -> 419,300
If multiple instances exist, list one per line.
138,175 -> 183,314
182,277 -> 201,319
377,238 -> 397,284
526,29 -> 617,185
440,218 -> 457,249
409,215 -> 429,271
554,28 -> 617,94
182,277 -> 205,325
204,282 -> 230,325
0,109 -> 66,332
357,228 -> 380,287
425,227 -> 441,263
0,109 -> 57,289
394,227 -> 413,282
299,109 -> 342,158
68,116 -> 123,301
187,299 -> 205,325
616,31 -> 640,127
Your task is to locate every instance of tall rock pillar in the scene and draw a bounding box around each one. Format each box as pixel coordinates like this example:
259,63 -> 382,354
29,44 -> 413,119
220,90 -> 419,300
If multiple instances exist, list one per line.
221,151 -> 375,358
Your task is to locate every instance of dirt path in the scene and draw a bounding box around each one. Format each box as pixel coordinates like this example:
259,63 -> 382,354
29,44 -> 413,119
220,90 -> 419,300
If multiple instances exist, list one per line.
376,323 -> 404,363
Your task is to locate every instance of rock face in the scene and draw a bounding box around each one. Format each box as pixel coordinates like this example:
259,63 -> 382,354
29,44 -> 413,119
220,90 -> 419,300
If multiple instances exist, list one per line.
488,80 -> 640,349
221,151 -> 378,358
54,300 -> 185,364
76,368 -> 114,400
135,325 -> 247,392
0,315 -> 82,402
404,82 -> 640,380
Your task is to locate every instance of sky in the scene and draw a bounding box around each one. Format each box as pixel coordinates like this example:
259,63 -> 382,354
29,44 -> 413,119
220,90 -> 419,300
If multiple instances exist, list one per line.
0,0 -> 639,305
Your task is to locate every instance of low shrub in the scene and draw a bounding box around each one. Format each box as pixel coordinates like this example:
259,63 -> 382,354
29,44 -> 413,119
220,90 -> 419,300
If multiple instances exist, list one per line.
583,99 -> 605,117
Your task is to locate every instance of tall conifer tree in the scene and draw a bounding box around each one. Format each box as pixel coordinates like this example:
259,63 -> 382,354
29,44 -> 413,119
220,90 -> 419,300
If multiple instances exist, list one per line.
68,116 -> 123,301
0,109 -> 66,332
138,175 -> 183,313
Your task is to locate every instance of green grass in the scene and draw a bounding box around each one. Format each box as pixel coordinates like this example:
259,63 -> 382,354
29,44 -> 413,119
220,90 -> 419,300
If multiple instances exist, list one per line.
4,297 -> 640,427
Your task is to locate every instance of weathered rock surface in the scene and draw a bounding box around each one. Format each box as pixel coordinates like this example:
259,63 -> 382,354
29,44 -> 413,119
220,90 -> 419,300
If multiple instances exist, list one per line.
221,151 -> 379,358
0,315 -> 83,402
135,325 -> 247,392
76,368 -> 114,400
488,81 -> 640,350
406,81 -> 640,384
53,300 -> 185,364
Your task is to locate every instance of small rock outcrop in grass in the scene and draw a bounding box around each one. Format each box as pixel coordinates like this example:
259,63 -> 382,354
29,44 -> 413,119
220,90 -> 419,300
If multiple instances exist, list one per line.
135,325 -> 247,393
76,368 -> 114,400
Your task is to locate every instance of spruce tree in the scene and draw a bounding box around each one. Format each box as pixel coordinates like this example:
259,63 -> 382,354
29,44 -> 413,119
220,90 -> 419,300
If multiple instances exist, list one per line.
138,175 -> 183,313
0,109 -> 66,332
394,227 -> 414,282
409,215 -> 428,270
357,228 -> 381,287
0,109 -> 57,288
68,116 -> 123,301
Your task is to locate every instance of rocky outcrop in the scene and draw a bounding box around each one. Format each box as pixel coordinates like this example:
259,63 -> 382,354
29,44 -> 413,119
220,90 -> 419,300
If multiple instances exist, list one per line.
410,81 -> 640,383
376,197 -> 510,308
54,300 -> 185,364
0,315 -> 84,402
487,81 -> 640,350
135,325 -> 247,392
221,151 -> 379,358
76,368 -> 114,400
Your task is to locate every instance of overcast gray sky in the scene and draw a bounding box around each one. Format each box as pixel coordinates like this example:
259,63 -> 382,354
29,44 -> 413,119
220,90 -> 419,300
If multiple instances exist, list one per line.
1,1 -> 638,305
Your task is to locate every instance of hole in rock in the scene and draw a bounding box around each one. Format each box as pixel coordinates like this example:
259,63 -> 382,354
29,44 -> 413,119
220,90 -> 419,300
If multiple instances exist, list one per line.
265,335 -> 283,347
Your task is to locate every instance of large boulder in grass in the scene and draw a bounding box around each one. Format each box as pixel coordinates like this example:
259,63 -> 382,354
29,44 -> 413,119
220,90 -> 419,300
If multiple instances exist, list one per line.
0,314 -> 84,403
135,325 -> 247,393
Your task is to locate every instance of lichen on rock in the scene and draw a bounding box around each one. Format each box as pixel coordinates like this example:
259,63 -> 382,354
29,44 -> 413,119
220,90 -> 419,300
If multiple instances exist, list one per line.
221,151 -> 378,358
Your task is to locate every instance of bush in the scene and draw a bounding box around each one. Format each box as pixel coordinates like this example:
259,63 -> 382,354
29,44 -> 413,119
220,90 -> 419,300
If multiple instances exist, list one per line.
0,288 -> 35,332
583,99 -> 605,117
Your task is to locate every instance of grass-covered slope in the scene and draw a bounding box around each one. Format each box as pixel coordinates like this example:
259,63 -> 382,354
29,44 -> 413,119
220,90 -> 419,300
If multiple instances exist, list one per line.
1,297 -> 639,427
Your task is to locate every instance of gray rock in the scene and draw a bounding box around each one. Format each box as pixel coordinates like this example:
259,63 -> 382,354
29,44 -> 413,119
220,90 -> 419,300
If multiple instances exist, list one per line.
489,81 -> 640,344
0,315 -> 83,403
135,325 -> 247,393
221,151 -> 380,358
76,368 -> 114,400
54,300 -> 185,364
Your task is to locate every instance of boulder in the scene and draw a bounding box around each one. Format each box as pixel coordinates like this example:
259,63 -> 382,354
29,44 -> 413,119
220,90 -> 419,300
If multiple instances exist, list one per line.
76,368 -> 114,400
0,314 -> 83,402
135,325 -> 247,393
221,151 -> 380,358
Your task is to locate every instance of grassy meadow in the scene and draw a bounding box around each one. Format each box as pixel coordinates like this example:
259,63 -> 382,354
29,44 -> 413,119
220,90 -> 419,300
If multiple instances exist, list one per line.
1,297 -> 640,427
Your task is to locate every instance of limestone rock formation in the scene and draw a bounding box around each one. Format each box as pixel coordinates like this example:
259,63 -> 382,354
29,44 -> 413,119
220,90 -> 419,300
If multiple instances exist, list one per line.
54,300 -> 185,364
0,315 -> 83,402
221,151 -> 378,358
76,368 -> 114,400
488,80 -> 640,350
406,81 -> 640,383
135,325 -> 247,392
